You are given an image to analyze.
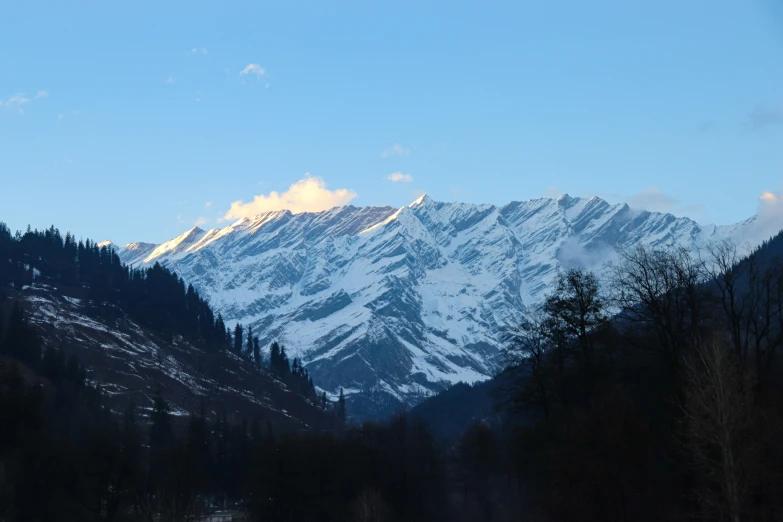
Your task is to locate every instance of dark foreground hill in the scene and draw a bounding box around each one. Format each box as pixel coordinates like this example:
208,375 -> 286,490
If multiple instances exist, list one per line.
0,223 -> 332,432
2,283 -> 331,432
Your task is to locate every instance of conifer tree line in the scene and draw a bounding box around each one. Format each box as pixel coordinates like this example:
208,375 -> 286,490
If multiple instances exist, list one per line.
0,223 -> 330,410
5,220 -> 783,521
0,306 -> 438,521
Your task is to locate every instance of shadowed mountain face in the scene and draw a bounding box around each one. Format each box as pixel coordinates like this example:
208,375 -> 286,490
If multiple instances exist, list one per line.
4,284 -> 331,431
116,195 -> 761,419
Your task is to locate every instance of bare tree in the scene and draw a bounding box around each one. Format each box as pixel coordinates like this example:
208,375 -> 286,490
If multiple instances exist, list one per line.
351,487 -> 388,522
706,240 -> 783,387
609,245 -> 707,380
681,333 -> 760,522
502,307 -> 552,423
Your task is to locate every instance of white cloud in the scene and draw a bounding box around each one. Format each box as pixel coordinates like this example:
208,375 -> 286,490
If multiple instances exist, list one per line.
1,91 -> 50,114
194,217 -> 208,227
240,64 -> 266,78
190,47 -> 209,55
164,76 -> 175,84
205,201 -> 213,208
2,94 -> 30,109
381,143 -> 411,158
223,174 -> 358,220
749,189 -> 783,245
387,172 -> 413,183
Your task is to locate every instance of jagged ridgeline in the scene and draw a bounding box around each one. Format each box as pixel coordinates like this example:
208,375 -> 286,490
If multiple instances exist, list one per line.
115,194 -> 767,419
0,222 -> 335,428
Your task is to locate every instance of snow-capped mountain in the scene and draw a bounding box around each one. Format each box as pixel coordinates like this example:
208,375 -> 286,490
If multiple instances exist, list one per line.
114,194 -> 761,418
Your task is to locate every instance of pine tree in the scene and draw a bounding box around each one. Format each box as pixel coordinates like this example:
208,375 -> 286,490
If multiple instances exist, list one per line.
233,324 -> 244,355
270,342 -> 281,375
246,325 -> 254,359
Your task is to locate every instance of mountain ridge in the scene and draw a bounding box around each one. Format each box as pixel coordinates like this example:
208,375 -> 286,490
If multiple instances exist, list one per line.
114,194 -> 766,418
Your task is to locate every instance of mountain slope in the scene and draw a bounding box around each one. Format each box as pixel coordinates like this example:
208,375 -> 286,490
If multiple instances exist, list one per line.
3,282 -> 331,431
116,194 -> 764,418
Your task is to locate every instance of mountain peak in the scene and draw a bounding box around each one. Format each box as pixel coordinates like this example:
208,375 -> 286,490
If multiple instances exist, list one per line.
409,193 -> 431,207
186,226 -> 205,236
116,193 -> 760,419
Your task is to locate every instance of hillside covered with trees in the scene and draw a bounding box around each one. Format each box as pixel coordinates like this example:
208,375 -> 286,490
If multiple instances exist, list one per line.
3,221 -> 783,521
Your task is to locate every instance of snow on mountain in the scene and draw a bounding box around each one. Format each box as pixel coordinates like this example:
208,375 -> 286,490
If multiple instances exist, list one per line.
115,194 -> 766,418
13,283 -> 331,430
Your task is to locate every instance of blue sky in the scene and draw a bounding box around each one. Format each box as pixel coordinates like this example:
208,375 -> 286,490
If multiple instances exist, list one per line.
1,1 -> 782,244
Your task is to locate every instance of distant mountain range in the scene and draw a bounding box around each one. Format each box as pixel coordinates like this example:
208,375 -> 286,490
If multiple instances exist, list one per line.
111,194 -> 765,418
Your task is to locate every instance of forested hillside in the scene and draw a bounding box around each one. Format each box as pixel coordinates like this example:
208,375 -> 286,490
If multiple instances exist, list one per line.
3,221 -> 783,521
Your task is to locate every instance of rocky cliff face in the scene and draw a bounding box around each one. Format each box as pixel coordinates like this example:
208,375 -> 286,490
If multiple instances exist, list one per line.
116,194 -> 758,418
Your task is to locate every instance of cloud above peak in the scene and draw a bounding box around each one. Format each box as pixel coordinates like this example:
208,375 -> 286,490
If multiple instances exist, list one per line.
387,172 -> 413,183
223,175 -> 358,220
739,188 -> 783,248
240,64 -> 266,77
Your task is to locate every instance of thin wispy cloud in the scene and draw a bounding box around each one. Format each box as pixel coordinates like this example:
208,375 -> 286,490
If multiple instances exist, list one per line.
240,64 -> 266,78
57,114 -> 63,120
381,143 -> 410,158
205,201 -> 213,208
164,76 -> 175,84
387,172 -> 413,183
223,174 -> 357,220
1,91 -> 48,114
194,217 -> 208,227
189,47 -> 209,55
